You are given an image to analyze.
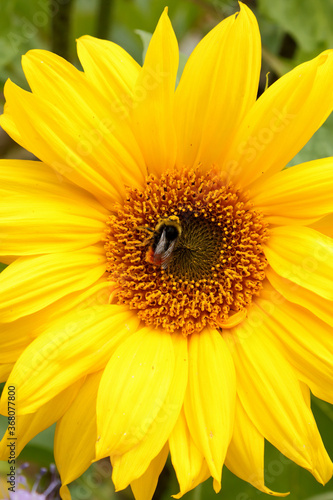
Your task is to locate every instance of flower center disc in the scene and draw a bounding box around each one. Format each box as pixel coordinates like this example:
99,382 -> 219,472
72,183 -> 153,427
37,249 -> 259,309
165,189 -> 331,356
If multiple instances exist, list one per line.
105,168 -> 269,336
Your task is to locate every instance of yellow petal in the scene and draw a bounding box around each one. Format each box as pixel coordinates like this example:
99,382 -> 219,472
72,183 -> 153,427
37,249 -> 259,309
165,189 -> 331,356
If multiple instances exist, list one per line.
0,380 -> 81,460
296,382 -> 332,484
1,202 -> 104,256
225,398 -> 288,496
175,3 -> 261,170
266,267 -> 333,328
169,408 -> 210,498
96,326 -> 174,458
111,332 -> 188,490
0,159 -> 107,220
77,35 -> 140,115
59,486 -> 71,500
184,328 -> 236,492
0,113 -> 26,151
224,50 -> 333,188
131,9 -> 178,177
130,443 -> 169,500
55,371 -> 103,489
1,53 -> 145,208
22,49 -> 146,176
0,280 -> 111,363
252,157 -> 333,225
264,226 -> 333,300
226,314 -> 333,483
257,293 -> 333,405
0,246 -> 106,322
0,329 -> 31,363
0,306 -> 139,414
0,160 -> 107,256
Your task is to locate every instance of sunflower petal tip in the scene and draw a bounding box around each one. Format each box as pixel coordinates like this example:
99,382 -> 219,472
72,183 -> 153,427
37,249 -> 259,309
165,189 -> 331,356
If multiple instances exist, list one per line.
76,34 -> 92,45
213,477 -> 221,493
21,50 -> 33,62
3,77 -> 13,89
113,477 -> 129,494
252,480 -> 289,496
312,463 -> 333,486
234,1 -> 259,32
266,488 -> 290,497
237,2 -> 249,13
59,484 -> 72,500
160,6 -> 173,26
4,77 -> 24,100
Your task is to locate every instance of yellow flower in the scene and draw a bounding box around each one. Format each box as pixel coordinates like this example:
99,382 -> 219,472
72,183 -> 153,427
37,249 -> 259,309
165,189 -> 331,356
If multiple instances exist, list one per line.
0,3 -> 333,499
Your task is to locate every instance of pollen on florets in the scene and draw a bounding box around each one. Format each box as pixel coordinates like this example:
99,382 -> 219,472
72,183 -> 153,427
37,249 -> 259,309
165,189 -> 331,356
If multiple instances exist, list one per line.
104,167 -> 269,336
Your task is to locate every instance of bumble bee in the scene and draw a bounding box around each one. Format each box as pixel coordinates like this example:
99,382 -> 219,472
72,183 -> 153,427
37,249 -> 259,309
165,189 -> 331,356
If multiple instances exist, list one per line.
140,216 -> 182,269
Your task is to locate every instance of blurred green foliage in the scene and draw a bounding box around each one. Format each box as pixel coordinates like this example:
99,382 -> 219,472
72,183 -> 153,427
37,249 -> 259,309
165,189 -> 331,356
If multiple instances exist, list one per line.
0,0 -> 333,499
258,0 -> 333,61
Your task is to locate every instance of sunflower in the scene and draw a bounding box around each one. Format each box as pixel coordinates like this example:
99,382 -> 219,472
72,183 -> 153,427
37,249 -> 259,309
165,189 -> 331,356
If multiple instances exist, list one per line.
0,3 -> 333,499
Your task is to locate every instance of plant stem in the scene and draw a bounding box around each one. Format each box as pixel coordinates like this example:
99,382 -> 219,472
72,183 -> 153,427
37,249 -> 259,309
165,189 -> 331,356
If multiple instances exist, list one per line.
95,0 -> 113,40
193,484 -> 203,500
51,0 -> 74,61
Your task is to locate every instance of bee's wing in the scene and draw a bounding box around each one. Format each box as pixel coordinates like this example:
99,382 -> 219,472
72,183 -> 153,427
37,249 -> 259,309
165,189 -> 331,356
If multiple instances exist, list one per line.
161,239 -> 177,269
154,229 -> 168,258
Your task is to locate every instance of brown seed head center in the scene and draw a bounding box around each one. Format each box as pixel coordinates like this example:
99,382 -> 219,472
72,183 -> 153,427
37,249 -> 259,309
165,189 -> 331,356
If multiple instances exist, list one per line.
104,168 -> 269,336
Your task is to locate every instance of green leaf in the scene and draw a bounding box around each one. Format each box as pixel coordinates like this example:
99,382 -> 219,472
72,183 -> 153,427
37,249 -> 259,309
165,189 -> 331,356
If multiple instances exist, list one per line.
258,0 -> 333,56
135,29 -> 152,63
256,14 -> 285,55
0,0 -> 50,87
0,414 -> 7,438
